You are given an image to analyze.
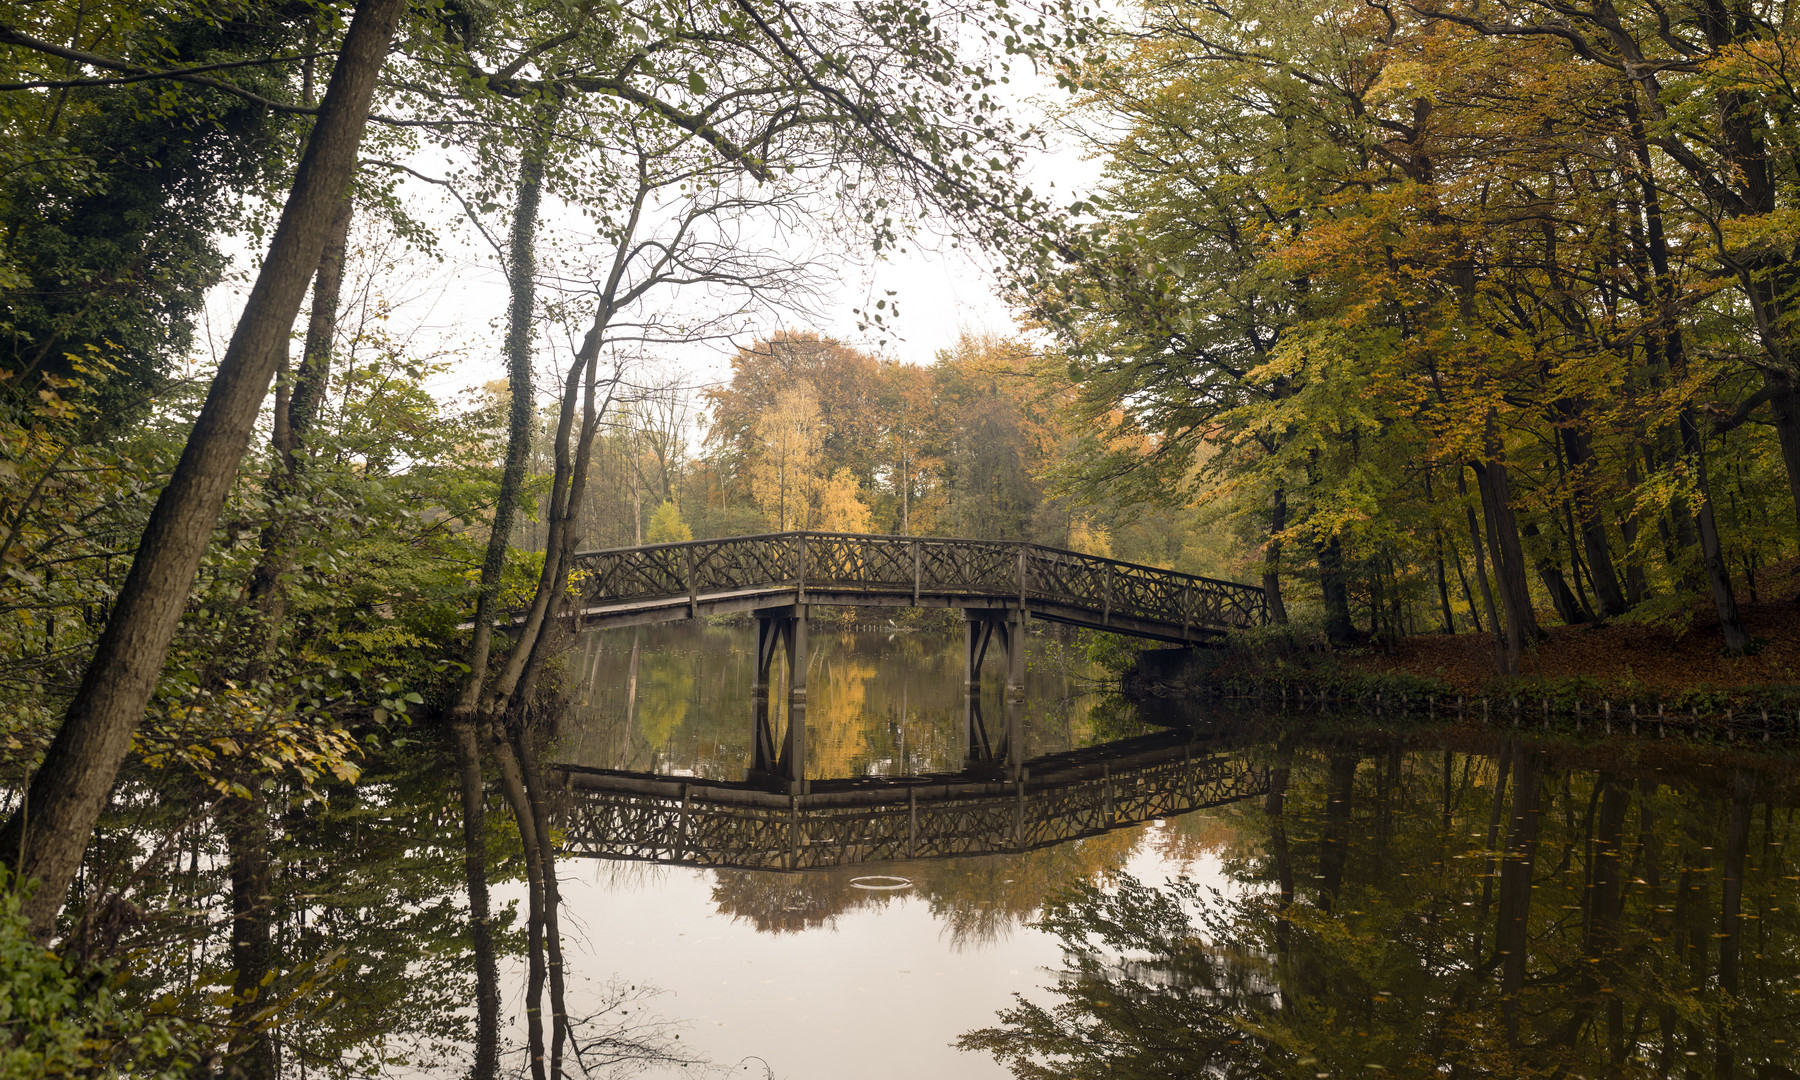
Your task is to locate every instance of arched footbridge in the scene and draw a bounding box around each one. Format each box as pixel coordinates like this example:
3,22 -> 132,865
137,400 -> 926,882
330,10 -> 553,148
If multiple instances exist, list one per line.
569,531 -> 1267,642
562,532 -> 1267,793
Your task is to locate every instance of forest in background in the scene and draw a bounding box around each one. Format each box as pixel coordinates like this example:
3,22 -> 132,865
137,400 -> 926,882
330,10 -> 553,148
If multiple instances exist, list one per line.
4,0 -> 1800,1074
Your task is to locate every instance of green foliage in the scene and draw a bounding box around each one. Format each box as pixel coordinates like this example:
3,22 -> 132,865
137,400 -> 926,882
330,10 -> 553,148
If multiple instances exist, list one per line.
645,500 -> 693,544
0,877 -> 196,1077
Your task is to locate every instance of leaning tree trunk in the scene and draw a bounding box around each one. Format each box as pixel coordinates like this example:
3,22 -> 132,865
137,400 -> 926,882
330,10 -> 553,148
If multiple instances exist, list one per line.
0,0 -> 408,936
1472,454 -> 1540,675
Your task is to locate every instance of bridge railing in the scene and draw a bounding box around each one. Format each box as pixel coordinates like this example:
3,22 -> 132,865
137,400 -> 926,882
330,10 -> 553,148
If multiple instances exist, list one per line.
572,532 -> 1266,632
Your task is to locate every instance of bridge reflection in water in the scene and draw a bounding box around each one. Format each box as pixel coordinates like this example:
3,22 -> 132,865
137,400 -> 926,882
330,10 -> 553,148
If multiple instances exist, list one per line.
552,731 -> 1267,871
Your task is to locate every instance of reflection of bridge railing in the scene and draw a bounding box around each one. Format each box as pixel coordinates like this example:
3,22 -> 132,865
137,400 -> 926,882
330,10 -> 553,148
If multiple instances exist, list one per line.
569,532 -> 1266,642
552,735 -> 1269,870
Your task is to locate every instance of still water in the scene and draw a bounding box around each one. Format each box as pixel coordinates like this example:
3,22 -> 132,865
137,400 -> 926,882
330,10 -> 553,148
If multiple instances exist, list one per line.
535,622 -> 1800,1080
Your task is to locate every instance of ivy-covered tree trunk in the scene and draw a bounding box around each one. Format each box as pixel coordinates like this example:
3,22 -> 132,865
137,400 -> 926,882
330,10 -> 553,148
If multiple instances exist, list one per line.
0,0 -> 407,936
451,101 -> 560,725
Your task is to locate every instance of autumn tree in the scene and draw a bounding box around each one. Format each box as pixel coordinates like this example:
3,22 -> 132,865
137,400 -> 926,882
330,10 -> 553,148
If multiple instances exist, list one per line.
750,383 -> 825,531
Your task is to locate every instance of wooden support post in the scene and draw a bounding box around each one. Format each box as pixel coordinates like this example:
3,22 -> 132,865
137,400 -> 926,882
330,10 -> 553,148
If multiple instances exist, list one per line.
684,545 -> 697,618
781,605 -> 809,792
749,616 -> 778,776
913,540 -> 921,605
796,533 -> 807,604
1003,608 -> 1026,781
1017,546 -> 1027,610
1103,562 -> 1113,625
907,786 -> 918,859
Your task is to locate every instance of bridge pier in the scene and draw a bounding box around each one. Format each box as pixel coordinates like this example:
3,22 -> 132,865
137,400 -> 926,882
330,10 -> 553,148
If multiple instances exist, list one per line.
964,607 -> 1027,780
747,604 -> 809,793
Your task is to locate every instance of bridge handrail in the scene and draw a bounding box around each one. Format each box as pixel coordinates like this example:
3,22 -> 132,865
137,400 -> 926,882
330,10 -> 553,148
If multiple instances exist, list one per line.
569,531 -> 1267,632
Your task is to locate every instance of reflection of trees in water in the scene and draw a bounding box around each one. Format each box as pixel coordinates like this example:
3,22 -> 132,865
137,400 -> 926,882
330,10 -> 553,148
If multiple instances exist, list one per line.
962,736 -> 1800,1078
74,745 -> 734,1078
558,623 -> 1144,781
709,826 -> 1144,948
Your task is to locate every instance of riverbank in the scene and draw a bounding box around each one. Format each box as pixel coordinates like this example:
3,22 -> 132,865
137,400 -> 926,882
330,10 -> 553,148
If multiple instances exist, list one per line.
1129,597 -> 1800,737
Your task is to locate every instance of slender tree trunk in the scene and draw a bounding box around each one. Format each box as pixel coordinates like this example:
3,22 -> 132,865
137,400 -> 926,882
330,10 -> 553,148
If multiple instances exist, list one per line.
1433,529 -> 1457,634
1263,488 -> 1289,623
1681,411 -> 1751,652
1458,470 -> 1502,661
1447,534 -> 1483,633
1522,522 -> 1589,626
1621,455 -> 1649,604
451,102 -> 560,727
1767,376 -> 1800,536
0,0 -> 407,935
1560,424 -> 1629,616
243,195 -> 354,665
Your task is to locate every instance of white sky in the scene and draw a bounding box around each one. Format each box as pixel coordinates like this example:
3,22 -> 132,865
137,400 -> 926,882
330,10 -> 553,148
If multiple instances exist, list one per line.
195,61 -> 1103,415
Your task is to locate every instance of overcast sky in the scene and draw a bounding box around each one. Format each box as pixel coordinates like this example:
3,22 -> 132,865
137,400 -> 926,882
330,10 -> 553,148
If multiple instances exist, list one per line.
194,51 -> 1101,414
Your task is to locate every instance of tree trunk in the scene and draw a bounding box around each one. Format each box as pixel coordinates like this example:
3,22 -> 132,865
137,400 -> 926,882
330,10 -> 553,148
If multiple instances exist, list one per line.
243,195 -> 354,665
1433,529 -> 1456,634
1681,411 -> 1751,652
451,102 -> 560,725
1459,470 -> 1502,661
1315,534 -> 1354,646
1767,375 -> 1800,536
1473,456 -> 1541,673
1560,424 -> 1629,616
1522,522 -> 1589,626
1262,488 -> 1289,623
0,0 -> 407,936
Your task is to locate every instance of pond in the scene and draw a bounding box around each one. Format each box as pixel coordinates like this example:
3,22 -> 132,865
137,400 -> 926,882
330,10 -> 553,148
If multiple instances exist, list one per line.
536,622 -> 1800,1079
83,620 -> 1800,1079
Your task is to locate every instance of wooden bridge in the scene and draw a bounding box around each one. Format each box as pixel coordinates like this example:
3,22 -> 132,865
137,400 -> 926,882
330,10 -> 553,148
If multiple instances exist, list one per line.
566,532 -> 1266,793
551,731 -> 1269,871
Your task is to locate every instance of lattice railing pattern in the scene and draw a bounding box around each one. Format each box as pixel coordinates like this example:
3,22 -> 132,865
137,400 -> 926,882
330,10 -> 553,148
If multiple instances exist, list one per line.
556,753 -> 1270,870
571,532 -> 1266,636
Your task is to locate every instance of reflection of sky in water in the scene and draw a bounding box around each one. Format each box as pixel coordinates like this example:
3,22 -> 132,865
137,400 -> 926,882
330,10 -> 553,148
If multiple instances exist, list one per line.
539,823 -> 1235,1080
548,623 -> 1228,1077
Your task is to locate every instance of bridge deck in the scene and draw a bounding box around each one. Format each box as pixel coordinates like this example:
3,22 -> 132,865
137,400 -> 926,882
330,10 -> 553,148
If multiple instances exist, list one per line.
569,532 -> 1265,643
552,732 -> 1269,869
